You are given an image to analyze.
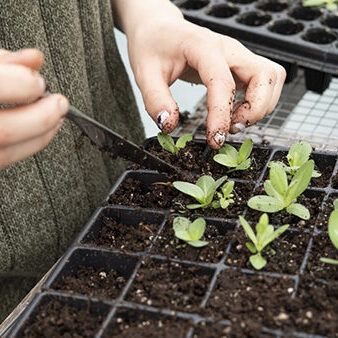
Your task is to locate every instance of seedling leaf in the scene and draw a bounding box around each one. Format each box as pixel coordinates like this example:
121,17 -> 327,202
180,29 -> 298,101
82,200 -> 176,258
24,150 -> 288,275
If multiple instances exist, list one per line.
173,181 -> 205,203
320,257 -> 338,265
240,216 -> 257,246
176,134 -> 193,149
213,154 -> 238,168
270,162 -> 288,196
328,199 -> 338,249
248,195 -> 284,213
188,218 -> 206,241
250,253 -> 267,270
189,240 -> 209,247
238,139 -> 253,163
286,203 -> 310,220
246,242 -> 257,254
157,133 -> 176,153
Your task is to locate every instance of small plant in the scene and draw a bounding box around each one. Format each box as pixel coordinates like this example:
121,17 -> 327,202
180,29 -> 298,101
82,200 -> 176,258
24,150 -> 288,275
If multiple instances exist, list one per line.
269,141 -> 321,178
320,199 -> 338,265
212,181 -> 235,209
173,175 -> 227,209
303,0 -> 338,11
240,214 -> 289,270
213,139 -> 253,172
157,132 -> 192,154
248,160 -> 314,220
173,216 -> 208,247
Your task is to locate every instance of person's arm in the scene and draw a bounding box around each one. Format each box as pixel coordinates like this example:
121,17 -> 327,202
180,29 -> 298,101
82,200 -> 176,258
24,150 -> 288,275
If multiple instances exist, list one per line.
0,49 -> 68,169
112,0 -> 286,149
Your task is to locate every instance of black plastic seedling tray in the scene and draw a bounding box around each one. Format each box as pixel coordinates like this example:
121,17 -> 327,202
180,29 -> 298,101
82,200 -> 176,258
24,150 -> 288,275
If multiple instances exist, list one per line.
173,0 -> 338,93
6,139 -> 338,337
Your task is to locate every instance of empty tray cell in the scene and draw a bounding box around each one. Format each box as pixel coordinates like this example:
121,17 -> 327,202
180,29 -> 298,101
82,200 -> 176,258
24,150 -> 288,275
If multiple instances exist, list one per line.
293,276 -> 338,337
237,11 -> 272,27
206,3 -> 240,18
226,228 -> 310,274
289,6 -> 322,21
104,308 -> 191,338
256,0 -> 288,12
323,13 -> 338,29
80,206 -> 166,253
14,293 -> 110,337
179,0 -> 209,10
269,19 -> 304,35
269,150 -> 336,188
108,171 -> 176,210
47,248 -> 138,300
302,27 -> 337,44
151,217 -> 236,263
206,269 -> 295,331
305,233 -> 338,282
126,258 -> 213,312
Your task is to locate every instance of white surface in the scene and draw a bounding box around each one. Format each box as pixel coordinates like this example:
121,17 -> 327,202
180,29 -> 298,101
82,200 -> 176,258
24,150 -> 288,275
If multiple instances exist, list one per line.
115,29 -> 207,137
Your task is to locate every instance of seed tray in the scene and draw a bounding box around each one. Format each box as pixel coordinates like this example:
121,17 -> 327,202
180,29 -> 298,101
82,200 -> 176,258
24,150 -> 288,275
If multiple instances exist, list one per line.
173,0 -> 338,93
6,140 -> 338,337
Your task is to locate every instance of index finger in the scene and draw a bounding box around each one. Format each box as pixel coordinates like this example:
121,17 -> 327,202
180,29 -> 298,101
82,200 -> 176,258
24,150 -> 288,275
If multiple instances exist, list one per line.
185,44 -> 235,149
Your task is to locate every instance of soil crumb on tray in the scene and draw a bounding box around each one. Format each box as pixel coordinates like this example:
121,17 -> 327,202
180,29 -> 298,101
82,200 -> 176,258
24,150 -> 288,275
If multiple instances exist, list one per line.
84,217 -> 158,253
21,299 -> 105,337
54,266 -> 127,300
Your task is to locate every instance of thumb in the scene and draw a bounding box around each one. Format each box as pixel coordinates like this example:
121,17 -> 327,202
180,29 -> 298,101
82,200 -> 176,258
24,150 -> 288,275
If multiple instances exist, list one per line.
0,48 -> 44,71
136,67 -> 179,134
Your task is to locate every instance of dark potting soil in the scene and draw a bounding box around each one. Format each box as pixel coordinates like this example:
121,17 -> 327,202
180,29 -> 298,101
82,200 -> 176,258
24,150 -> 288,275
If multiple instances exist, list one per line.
54,266 -> 127,300
287,276 -> 338,337
205,269 -> 294,333
151,219 -> 234,263
332,172 -> 338,189
246,188 -> 325,230
305,233 -> 338,281
226,229 -> 310,274
269,151 -> 335,188
105,310 -> 191,338
21,299 -> 104,338
109,177 -> 254,219
126,258 -> 211,312
83,217 -> 158,253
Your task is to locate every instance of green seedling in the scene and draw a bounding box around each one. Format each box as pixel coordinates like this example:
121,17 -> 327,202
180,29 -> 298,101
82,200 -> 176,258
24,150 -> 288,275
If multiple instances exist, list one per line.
248,160 -> 314,220
212,180 -> 235,209
213,139 -> 253,172
157,132 -> 192,154
320,199 -> 338,265
303,0 -> 338,11
240,214 -> 289,270
173,216 -> 208,247
173,175 -> 227,209
270,141 -> 321,178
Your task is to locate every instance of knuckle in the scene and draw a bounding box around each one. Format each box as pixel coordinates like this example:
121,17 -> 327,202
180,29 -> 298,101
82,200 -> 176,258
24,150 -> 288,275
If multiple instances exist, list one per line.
275,64 -> 287,81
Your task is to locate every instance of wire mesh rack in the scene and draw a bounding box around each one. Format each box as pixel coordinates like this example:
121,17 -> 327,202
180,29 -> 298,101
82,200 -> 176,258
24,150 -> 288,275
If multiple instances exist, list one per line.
175,70 -> 338,152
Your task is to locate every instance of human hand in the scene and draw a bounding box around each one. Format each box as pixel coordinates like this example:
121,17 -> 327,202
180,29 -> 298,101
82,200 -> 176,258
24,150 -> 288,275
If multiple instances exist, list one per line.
128,19 -> 286,149
0,48 -> 69,169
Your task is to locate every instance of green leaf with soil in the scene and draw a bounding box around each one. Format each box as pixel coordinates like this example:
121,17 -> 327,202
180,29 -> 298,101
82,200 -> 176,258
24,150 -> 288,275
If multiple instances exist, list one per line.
176,134 -> 193,149
328,199 -> 338,250
320,257 -> 338,265
173,181 -> 205,203
248,196 -> 284,213
240,216 -> 257,246
188,218 -> 206,241
250,253 -> 267,270
188,240 -> 209,248
286,203 -> 310,220
157,133 -> 177,154
270,162 -> 288,196
238,139 -> 253,163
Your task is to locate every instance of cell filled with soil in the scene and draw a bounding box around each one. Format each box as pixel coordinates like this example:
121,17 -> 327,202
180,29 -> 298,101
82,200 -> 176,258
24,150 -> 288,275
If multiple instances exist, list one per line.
179,0 -> 209,10
305,233 -> 338,281
18,294 -> 109,338
323,14 -> 338,29
48,248 -> 137,300
302,28 -> 337,44
268,150 -> 336,188
269,19 -> 304,35
126,258 -> 213,312
237,11 -> 272,27
289,6 -> 322,21
206,4 -> 240,18
290,276 -> 338,337
104,308 -> 191,338
332,172 -> 338,189
151,217 -> 236,263
226,229 -> 310,274
256,0 -> 288,12
81,207 -> 165,253
206,269 -> 295,330
246,189 -> 325,230
315,193 -> 338,229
